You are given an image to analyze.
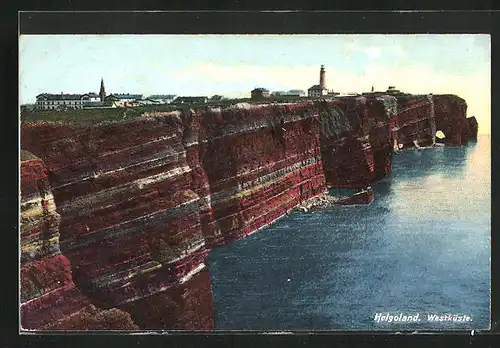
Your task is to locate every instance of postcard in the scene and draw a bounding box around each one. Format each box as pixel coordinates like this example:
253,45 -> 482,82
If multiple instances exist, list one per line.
19,28 -> 491,332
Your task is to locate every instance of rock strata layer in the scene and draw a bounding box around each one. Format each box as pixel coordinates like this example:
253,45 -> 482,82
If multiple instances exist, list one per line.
20,94 -> 477,330
20,154 -> 138,330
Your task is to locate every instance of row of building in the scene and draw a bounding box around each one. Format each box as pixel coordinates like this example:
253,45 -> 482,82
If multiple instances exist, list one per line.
34,78 -> 215,111
33,66 -> 400,111
251,65 -> 340,100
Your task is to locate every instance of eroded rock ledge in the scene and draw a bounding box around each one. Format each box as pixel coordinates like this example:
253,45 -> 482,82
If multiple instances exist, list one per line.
20,94 -> 477,330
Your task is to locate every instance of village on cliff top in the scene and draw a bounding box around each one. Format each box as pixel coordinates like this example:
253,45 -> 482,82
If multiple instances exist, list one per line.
22,65 -> 423,114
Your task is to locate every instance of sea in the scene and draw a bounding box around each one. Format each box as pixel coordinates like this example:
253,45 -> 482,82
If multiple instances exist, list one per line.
206,135 -> 491,331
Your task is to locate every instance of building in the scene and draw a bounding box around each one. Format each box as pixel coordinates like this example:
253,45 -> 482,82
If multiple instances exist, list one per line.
307,65 -> 339,98
327,90 -> 340,97
362,86 -> 401,96
337,92 -> 360,97
272,90 -> 306,98
83,93 -> 101,102
386,86 -> 401,94
271,91 -> 286,97
82,101 -> 117,109
286,89 -> 306,97
171,96 -> 209,104
104,93 -> 144,107
307,65 -> 328,97
105,93 -> 144,102
35,79 -> 106,110
307,85 -> 328,98
35,93 -> 101,110
251,88 -> 270,100
147,94 -> 177,104
138,98 -> 163,106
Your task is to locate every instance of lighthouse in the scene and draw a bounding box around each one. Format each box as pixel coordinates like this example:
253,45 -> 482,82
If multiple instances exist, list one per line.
308,65 -> 329,98
319,65 -> 326,89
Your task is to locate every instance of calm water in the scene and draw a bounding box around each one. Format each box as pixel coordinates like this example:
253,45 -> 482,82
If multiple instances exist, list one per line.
206,135 -> 491,331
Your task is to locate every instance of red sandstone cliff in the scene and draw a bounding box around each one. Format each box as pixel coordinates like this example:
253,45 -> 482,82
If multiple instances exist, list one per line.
433,94 -> 477,144
318,96 -> 397,188
198,102 -> 326,246
20,153 -> 138,330
390,93 -> 476,148
20,93 -> 477,331
21,117 -> 215,330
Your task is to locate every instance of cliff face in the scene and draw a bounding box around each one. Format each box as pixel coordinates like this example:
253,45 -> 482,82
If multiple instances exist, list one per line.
20,93 -> 477,330
21,118 -> 215,330
388,93 -> 478,148
433,94 -> 477,144
20,154 -> 138,330
198,103 -> 326,246
390,94 -> 437,148
318,96 -> 397,188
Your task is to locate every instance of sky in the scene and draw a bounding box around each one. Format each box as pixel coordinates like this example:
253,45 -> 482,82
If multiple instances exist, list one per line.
19,34 -> 490,134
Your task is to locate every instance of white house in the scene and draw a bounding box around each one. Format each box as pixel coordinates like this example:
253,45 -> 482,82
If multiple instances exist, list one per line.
104,93 -> 144,107
147,94 -> 177,104
35,93 -> 101,110
307,85 -> 328,98
138,99 -> 162,106
105,93 -> 143,102
171,96 -> 209,104
82,93 -> 101,102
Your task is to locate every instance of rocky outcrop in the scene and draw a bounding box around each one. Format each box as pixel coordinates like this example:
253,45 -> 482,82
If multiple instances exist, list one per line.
318,96 -> 397,188
20,93 -> 477,330
433,94 -> 478,144
389,93 -> 437,149
465,116 -> 479,141
388,93 -> 477,148
20,153 -> 138,330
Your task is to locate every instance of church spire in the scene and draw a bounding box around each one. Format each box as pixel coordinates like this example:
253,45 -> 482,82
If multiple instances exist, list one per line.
99,77 -> 106,101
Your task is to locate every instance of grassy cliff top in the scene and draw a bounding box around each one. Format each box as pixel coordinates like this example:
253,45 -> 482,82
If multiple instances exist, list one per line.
21,107 -> 148,125
21,94 -> 438,126
20,97 -> 326,125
